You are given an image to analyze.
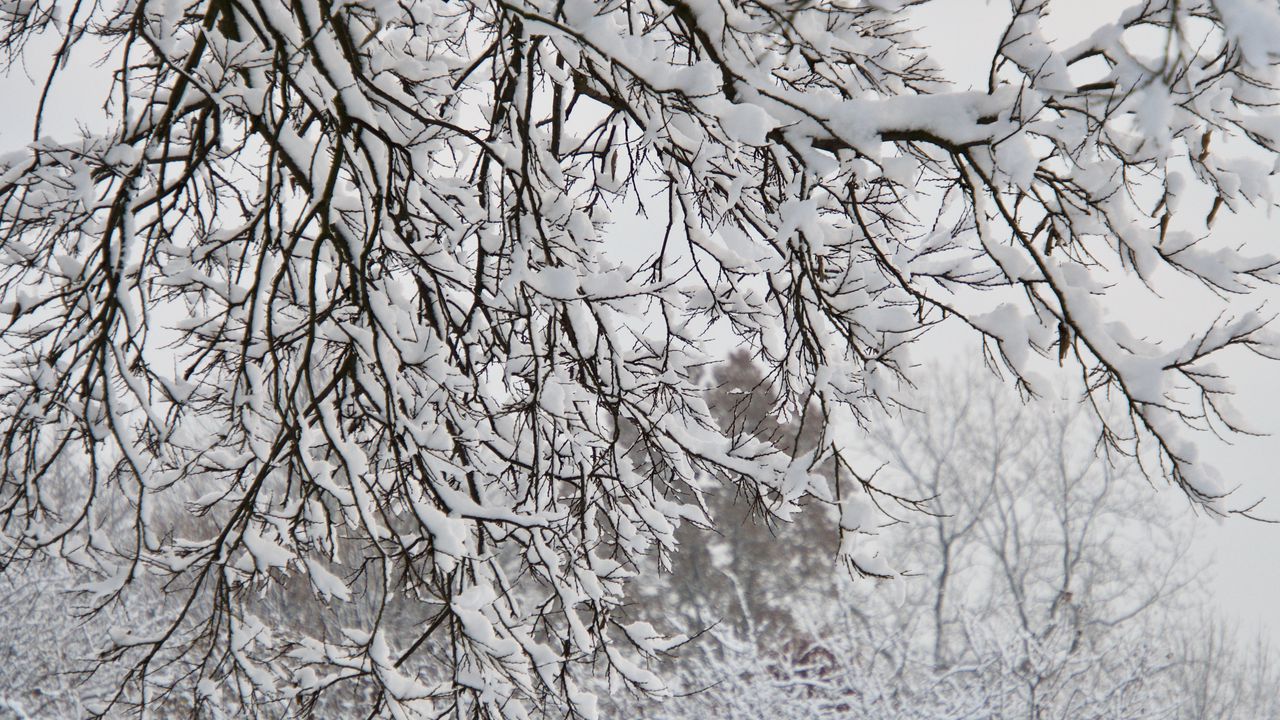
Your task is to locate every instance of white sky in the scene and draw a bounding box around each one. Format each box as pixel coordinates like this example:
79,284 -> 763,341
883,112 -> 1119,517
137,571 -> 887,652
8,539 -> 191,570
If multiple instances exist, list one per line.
1,0 -> 1277,651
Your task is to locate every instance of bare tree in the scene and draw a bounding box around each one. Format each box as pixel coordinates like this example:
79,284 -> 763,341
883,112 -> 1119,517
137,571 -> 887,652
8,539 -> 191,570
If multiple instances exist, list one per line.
869,367 -> 1206,719
620,357 -> 1275,720
1165,614 -> 1280,720
2,0 -> 1280,715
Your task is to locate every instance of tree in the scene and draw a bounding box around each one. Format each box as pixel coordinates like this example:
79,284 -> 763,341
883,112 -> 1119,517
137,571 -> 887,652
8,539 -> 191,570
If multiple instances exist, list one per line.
1,0 -> 1279,715
861,367 -> 1204,718
626,349 -> 839,641
616,357 -> 1276,720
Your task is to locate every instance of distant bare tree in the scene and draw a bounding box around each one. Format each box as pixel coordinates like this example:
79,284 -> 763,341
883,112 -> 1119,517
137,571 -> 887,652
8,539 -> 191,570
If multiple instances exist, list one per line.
869,367 -> 1205,718
1168,615 -> 1280,720
617,356 -> 1275,720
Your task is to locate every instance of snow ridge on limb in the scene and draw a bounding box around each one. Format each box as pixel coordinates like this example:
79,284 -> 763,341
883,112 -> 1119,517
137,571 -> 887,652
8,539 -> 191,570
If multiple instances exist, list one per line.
0,0 -> 1278,715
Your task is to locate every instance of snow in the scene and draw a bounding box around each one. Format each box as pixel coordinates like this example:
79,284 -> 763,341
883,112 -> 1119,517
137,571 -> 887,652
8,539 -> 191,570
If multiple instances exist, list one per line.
1216,0 -> 1280,68
715,101 -> 778,145
1,0 -> 1278,714
304,558 -> 352,602
242,526 -> 294,572
1001,8 -> 1074,93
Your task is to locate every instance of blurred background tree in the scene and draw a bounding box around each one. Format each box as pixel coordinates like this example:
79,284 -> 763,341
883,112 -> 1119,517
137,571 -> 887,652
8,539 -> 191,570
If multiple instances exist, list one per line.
610,354 -> 1278,720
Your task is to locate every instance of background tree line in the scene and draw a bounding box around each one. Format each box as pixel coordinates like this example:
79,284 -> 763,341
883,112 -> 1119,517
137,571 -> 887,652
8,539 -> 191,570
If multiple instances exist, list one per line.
3,353 -> 1275,718
608,352 -> 1280,720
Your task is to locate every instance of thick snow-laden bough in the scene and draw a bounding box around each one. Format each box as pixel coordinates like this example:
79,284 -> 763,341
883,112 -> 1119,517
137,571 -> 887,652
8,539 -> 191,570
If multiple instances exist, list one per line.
0,0 -> 1278,716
